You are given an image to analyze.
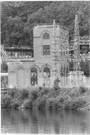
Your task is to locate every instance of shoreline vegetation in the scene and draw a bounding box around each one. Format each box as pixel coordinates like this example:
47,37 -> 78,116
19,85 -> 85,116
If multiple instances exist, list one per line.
1,86 -> 90,111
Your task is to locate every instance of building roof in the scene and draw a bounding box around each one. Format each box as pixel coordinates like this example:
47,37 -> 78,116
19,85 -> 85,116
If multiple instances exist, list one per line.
34,22 -> 68,32
4,46 -> 33,51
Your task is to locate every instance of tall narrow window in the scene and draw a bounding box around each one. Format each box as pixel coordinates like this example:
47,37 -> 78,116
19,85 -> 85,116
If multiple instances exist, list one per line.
64,66 -> 66,76
31,67 -> 38,86
61,66 -> 65,76
43,67 -> 50,86
43,67 -> 50,78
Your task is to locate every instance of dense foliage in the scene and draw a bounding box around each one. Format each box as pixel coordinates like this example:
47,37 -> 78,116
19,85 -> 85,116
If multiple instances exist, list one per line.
1,62 -> 8,73
1,87 -> 90,110
80,59 -> 90,77
1,1 -> 90,47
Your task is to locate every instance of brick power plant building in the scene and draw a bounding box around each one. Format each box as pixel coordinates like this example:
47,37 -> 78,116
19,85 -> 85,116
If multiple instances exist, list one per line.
6,21 -> 69,88
1,20 -> 90,89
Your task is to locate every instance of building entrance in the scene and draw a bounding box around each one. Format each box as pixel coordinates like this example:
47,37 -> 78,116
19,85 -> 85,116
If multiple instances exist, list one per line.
43,67 -> 50,87
31,67 -> 38,86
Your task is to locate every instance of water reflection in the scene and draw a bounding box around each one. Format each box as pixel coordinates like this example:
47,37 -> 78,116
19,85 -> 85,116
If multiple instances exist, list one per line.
1,109 -> 90,134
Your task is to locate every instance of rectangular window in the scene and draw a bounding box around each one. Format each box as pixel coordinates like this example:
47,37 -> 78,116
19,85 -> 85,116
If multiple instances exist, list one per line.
43,45 -> 50,55
61,51 -> 62,56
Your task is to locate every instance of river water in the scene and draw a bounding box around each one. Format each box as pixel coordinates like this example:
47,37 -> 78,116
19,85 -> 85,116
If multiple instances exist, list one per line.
1,109 -> 90,134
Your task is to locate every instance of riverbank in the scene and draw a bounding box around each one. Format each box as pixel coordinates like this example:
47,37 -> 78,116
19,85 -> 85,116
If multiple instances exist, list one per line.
1,86 -> 90,111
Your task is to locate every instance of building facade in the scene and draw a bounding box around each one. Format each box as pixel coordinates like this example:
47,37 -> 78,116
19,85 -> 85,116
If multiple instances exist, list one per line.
7,22 -> 69,88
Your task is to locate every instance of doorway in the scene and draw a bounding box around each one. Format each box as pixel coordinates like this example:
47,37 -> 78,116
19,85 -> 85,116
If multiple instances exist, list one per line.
31,67 -> 38,86
43,67 -> 50,87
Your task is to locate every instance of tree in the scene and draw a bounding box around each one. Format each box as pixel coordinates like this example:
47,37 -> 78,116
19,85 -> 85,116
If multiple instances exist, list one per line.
1,62 -> 8,73
80,60 -> 90,77
1,1 -> 90,47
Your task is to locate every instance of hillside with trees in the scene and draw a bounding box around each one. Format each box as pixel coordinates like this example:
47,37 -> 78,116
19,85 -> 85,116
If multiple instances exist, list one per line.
1,1 -> 90,48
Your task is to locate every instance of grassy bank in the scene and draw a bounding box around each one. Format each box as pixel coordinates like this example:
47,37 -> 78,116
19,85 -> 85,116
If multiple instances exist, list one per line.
1,86 -> 90,111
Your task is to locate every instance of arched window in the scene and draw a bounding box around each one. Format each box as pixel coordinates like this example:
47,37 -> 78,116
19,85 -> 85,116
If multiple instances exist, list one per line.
31,67 -> 38,86
43,33 -> 50,39
61,66 -> 64,76
43,67 -> 50,86
64,66 -> 66,76
43,67 -> 50,78
66,67 -> 69,76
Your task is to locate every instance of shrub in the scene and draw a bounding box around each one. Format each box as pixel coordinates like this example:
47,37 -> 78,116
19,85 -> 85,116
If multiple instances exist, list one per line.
37,87 -> 50,97
64,100 -> 72,110
11,99 -> 20,109
20,89 -> 29,99
8,88 -> 16,97
53,78 -> 60,90
23,99 -> 33,109
46,98 -> 56,110
79,86 -> 87,94
71,97 -> 87,110
29,89 -> 39,100
69,87 -> 80,98
8,88 -> 20,98
38,86 -> 43,91
48,88 -> 60,98
1,94 -> 12,109
33,95 -> 48,110
1,87 -> 89,110
54,95 -> 69,110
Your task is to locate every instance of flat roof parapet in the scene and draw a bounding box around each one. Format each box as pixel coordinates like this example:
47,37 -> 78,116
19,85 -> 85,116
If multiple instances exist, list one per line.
7,58 -> 34,62
4,46 -> 33,50
34,23 -> 68,31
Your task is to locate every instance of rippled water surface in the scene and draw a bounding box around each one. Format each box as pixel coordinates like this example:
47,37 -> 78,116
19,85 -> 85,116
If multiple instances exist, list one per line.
1,109 -> 90,134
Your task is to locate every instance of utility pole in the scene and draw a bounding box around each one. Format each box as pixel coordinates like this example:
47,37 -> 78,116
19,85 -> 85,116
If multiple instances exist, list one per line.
69,14 -> 81,87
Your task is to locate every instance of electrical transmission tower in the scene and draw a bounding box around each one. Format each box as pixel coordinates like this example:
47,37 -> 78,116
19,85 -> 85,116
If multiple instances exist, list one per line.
73,15 -> 81,71
88,2 -> 90,49
69,14 -> 90,87
53,20 -> 58,78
